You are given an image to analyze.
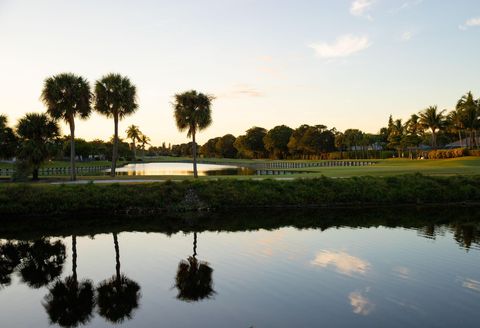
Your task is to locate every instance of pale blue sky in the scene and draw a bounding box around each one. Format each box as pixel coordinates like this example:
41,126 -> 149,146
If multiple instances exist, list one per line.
1,0 -> 479,144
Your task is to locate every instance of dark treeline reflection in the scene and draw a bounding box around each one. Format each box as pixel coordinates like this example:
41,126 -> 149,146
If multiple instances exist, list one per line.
175,232 -> 215,302
0,234 -> 141,327
1,207 -> 480,250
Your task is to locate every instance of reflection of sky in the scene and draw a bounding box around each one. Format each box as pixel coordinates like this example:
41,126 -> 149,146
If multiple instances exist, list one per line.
349,289 -> 375,316
109,162 -> 240,176
460,277 -> 480,293
311,250 -> 370,276
1,225 -> 480,327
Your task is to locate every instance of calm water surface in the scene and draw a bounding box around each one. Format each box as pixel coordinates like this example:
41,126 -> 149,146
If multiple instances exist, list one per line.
109,162 -> 254,176
1,210 -> 480,327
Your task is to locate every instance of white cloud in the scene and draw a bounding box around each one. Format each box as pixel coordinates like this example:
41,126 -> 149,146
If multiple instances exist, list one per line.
217,84 -> 264,98
310,250 -> 370,276
309,35 -> 371,59
350,0 -> 375,17
401,31 -> 414,41
459,17 -> 480,30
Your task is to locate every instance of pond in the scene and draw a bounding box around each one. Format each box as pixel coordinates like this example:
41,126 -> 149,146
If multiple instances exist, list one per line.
1,208 -> 479,327
109,162 -> 255,176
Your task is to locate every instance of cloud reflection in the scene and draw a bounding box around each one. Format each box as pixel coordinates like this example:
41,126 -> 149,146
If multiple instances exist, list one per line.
349,290 -> 375,315
461,278 -> 480,293
310,250 -> 370,276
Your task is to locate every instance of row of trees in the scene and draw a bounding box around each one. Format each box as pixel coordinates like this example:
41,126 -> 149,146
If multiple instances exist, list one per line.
1,72 -> 213,180
0,73 -> 138,180
384,92 -> 480,157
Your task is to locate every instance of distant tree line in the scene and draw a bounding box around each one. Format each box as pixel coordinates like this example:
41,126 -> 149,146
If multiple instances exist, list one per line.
1,87 -> 479,179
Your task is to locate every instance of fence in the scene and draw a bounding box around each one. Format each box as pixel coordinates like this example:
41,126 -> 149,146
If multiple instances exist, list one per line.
0,166 -> 110,177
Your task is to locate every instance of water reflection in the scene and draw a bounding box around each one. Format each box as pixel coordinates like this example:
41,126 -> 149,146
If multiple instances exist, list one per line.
96,233 -> 141,323
18,239 -> 66,289
0,208 -> 479,327
111,162 -> 255,176
43,236 -> 94,327
349,289 -> 375,316
175,232 -> 215,302
310,250 -> 370,276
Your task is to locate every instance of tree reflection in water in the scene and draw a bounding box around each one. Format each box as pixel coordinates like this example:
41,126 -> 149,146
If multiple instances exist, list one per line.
0,242 -> 21,287
17,239 -> 66,289
96,232 -> 141,323
43,235 -> 94,327
175,232 -> 215,302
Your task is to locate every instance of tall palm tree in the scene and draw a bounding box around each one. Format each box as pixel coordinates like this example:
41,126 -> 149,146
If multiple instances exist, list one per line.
94,74 -> 138,176
173,90 -> 214,178
96,233 -> 141,324
175,232 -> 214,302
41,73 -> 92,181
16,113 -> 59,180
418,106 -> 446,149
456,92 -> 479,148
43,236 -> 94,327
448,109 -> 466,148
126,125 -> 141,162
139,134 -> 150,160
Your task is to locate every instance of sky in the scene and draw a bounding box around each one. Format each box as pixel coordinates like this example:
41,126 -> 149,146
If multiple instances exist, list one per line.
1,0 -> 479,145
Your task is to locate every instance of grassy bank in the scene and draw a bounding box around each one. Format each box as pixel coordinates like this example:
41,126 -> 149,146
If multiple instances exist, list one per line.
1,174 -> 480,216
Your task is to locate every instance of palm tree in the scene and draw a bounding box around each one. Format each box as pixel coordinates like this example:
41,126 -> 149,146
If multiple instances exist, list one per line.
43,236 -> 94,327
0,114 -> 17,160
94,74 -> 138,176
126,125 -> 141,162
41,73 -> 92,181
175,232 -> 214,302
173,90 -> 214,178
418,106 -> 446,149
16,113 -> 59,180
96,233 -> 141,324
139,134 -> 150,160
448,109 -> 466,148
456,92 -> 479,148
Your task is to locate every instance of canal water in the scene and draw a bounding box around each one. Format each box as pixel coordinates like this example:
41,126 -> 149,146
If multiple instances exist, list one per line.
0,209 -> 479,327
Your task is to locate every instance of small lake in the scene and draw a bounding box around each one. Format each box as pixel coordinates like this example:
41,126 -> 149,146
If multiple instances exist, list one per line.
1,208 -> 479,327
109,162 -> 255,176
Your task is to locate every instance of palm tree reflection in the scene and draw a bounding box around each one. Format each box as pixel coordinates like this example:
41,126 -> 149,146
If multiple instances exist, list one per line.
43,235 -> 94,327
17,239 -> 66,289
175,232 -> 215,302
96,233 -> 141,324
0,242 -> 21,287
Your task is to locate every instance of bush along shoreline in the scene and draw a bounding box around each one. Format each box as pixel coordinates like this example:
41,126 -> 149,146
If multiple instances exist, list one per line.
1,174 -> 480,216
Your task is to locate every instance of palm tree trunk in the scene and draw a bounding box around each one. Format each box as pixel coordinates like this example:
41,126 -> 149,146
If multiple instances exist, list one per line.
69,117 -> 76,181
432,130 -> 436,149
193,232 -> 197,258
113,233 -> 120,282
132,140 -> 137,163
111,114 -> 118,177
459,131 -> 463,148
72,235 -> 77,282
192,131 -> 198,178
32,167 -> 39,181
